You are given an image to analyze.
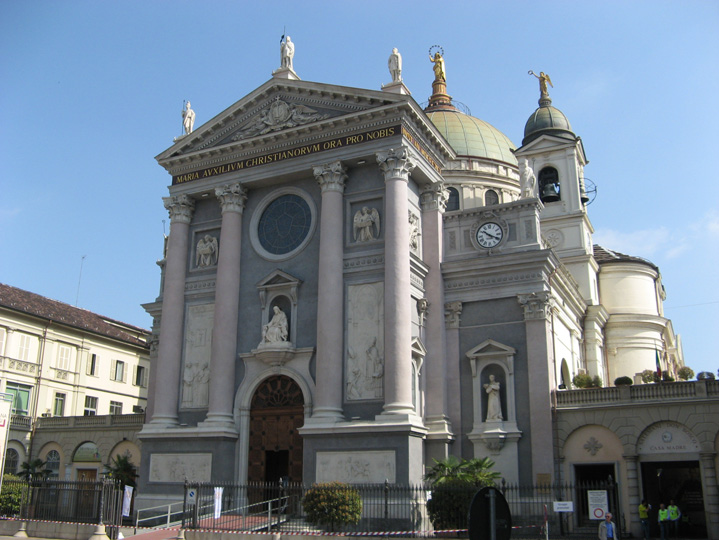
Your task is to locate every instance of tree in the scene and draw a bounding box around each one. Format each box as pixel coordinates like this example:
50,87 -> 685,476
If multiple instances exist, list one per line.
103,454 -> 138,489
302,482 -> 362,531
425,456 -> 501,530
18,459 -> 49,481
0,474 -> 25,516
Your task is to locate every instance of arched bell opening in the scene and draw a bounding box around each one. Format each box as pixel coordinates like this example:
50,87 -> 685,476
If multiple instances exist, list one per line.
539,166 -> 560,203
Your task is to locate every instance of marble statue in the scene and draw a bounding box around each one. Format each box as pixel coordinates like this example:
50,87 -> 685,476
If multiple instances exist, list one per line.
280,36 -> 295,70
484,374 -> 503,421
529,70 -> 553,96
182,101 -> 196,135
388,48 -> 402,83
408,211 -> 420,251
519,158 -> 537,198
262,306 -> 288,343
196,235 -> 218,267
353,207 -> 380,242
429,52 -> 446,82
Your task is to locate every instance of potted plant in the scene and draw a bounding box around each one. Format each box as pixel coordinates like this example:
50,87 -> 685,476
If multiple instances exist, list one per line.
614,376 -> 633,386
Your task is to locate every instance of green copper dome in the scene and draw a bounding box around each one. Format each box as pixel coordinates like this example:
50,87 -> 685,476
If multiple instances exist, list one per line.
523,102 -> 574,145
427,110 -> 517,165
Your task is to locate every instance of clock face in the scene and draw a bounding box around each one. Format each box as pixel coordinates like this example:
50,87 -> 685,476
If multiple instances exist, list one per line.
476,222 -> 503,248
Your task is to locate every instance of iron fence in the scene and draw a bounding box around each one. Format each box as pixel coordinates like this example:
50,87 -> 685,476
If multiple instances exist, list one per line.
181,478 -> 621,538
2,478 -> 124,538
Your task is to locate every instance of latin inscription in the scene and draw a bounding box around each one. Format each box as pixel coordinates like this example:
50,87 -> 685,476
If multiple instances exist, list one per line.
173,126 -> 400,185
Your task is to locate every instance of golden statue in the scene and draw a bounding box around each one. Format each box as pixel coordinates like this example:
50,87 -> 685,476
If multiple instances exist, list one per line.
529,70 -> 553,96
429,52 -> 446,82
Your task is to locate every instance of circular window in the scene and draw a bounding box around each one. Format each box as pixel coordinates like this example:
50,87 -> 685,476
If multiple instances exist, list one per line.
251,188 -> 317,261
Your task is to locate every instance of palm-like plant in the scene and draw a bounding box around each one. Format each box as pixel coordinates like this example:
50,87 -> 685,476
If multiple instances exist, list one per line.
424,455 -> 500,486
103,455 -> 138,488
18,459 -> 50,481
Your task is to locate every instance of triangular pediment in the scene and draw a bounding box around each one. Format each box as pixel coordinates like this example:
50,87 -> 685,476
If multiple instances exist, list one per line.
157,78 -> 411,162
514,133 -> 587,163
257,269 -> 301,289
465,339 -> 516,359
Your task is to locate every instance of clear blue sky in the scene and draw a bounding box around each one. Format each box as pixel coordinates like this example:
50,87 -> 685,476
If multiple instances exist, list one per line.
1,1 -> 717,375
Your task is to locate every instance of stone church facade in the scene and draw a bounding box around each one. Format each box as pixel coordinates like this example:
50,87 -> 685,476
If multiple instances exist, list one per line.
138,46 -> 718,537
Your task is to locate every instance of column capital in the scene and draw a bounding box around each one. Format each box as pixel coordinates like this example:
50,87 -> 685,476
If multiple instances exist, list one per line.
377,147 -> 416,182
517,291 -> 555,320
445,301 -> 462,329
420,183 -> 449,212
163,194 -> 195,224
215,183 -> 247,214
313,160 -> 347,193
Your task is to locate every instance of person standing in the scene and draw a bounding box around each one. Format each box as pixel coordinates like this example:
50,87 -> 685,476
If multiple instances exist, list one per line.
598,512 -> 619,540
658,503 -> 669,540
667,500 -> 681,538
638,500 -> 651,540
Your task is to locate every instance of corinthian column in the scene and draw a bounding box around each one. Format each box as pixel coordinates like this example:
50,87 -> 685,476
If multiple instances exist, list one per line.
204,183 -> 246,427
377,147 -> 416,417
421,184 -> 453,450
151,194 -> 194,426
311,161 -> 347,421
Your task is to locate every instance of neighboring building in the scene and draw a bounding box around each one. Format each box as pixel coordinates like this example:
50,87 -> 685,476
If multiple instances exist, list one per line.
138,46 -> 718,538
0,283 -> 150,481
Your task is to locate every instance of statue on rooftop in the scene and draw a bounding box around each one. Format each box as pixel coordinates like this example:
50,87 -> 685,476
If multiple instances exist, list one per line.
388,48 -> 402,83
182,101 -> 196,135
529,70 -> 553,96
280,36 -> 295,70
429,51 -> 446,82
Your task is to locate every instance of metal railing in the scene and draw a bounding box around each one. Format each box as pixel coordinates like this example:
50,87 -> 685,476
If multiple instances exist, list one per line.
134,500 -> 184,533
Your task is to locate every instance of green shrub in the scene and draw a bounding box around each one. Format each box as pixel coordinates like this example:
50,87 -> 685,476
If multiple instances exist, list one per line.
572,373 -> 602,388
614,376 -> 633,386
641,369 -> 659,383
677,367 -> 694,381
426,477 -> 476,530
0,475 -> 25,517
302,482 -> 362,531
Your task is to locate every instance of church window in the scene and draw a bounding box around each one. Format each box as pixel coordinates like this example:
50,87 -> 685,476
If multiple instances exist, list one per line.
4,449 -> 19,475
446,187 -> 460,211
484,190 -> 499,206
258,194 -> 312,255
539,167 -> 560,203
45,450 -> 60,478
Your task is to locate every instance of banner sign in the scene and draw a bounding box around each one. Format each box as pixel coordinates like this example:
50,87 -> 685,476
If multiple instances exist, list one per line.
173,125 -> 401,185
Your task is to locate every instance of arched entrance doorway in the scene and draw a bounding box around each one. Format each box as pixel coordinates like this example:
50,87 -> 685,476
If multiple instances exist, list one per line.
248,375 -> 304,484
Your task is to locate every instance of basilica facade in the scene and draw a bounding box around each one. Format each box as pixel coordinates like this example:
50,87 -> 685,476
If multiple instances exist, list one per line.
138,46 -> 717,537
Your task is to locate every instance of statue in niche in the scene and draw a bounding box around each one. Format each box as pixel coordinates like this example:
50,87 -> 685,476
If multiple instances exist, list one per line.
262,306 -> 288,343
367,338 -> 384,398
388,48 -> 402,83
529,70 -> 553,96
195,234 -> 218,267
484,374 -> 503,421
280,36 -> 295,70
353,207 -> 380,242
519,158 -> 537,198
429,51 -> 446,82
182,101 -> 196,135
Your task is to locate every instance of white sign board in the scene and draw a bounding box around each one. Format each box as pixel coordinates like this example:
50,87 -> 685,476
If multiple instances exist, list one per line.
553,501 -> 574,512
0,398 -> 12,478
587,490 -> 608,520
187,488 -> 197,506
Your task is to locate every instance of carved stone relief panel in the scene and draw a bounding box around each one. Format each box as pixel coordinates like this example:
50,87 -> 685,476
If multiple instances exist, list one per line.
149,453 -> 212,483
346,282 -> 384,401
316,450 -> 396,483
181,303 -> 214,409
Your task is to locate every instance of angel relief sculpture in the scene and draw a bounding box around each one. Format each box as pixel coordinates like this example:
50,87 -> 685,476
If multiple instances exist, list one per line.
353,207 -> 380,242
234,98 -> 328,139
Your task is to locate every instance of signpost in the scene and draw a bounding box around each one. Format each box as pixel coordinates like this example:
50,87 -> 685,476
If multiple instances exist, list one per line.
468,486 -> 512,540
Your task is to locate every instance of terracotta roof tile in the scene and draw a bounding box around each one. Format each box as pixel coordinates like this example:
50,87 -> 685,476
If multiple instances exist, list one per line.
0,283 -> 149,348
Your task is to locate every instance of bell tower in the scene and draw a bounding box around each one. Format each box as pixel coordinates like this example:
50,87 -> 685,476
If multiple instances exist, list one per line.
514,74 -> 598,306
